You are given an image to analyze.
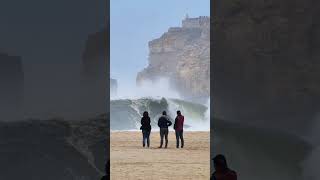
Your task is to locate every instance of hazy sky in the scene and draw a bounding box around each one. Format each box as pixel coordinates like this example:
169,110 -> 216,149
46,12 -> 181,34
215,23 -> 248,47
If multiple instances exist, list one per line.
111,0 -> 210,90
0,0 -> 106,119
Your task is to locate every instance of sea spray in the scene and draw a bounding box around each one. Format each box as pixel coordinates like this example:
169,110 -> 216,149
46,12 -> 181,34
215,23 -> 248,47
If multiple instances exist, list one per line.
110,97 -> 209,131
204,98 -> 210,130
301,113 -> 320,180
111,77 -> 210,131
111,78 -> 181,100
167,98 -> 209,131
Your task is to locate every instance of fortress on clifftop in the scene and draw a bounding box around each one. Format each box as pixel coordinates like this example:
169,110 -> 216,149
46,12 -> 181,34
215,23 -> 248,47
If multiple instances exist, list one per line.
182,15 -> 210,29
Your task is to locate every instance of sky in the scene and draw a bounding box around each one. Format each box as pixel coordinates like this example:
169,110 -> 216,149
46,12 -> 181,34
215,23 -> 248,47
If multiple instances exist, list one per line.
111,0 -> 210,91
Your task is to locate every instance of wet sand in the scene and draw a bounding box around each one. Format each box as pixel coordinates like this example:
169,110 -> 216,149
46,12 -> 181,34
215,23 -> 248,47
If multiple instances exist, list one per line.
111,131 -> 210,180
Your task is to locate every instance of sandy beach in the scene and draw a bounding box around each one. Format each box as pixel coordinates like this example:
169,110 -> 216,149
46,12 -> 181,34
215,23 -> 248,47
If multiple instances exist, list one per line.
111,131 -> 210,180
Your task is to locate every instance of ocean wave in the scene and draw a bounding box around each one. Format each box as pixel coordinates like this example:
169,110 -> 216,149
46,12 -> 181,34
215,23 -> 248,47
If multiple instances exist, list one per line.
110,97 -> 209,131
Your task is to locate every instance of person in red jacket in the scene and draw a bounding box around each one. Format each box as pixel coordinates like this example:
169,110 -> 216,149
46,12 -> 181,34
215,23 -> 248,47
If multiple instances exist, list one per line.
211,154 -> 237,180
174,110 -> 184,148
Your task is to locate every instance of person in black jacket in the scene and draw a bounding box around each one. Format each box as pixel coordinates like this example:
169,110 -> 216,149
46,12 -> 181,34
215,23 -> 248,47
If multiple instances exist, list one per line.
157,111 -> 172,148
211,154 -> 237,180
140,111 -> 152,148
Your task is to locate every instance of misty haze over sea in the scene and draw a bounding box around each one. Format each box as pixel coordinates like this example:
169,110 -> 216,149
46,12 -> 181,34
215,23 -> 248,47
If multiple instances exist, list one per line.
110,78 -> 210,131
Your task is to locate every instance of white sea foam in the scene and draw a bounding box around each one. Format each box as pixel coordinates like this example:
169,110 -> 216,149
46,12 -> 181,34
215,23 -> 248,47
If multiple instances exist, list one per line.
111,78 -> 181,100
111,77 -> 210,131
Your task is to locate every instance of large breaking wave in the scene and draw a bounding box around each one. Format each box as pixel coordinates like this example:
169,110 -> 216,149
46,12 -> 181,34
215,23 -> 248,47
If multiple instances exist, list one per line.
110,77 -> 209,131
110,97 -> 209,131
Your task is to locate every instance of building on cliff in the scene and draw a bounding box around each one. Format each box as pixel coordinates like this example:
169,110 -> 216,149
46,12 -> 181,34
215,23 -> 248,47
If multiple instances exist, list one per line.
182,15 -> 210,29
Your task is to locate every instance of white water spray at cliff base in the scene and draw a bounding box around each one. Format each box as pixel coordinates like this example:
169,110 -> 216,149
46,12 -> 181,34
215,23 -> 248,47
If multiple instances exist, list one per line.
110,78 -> 210,131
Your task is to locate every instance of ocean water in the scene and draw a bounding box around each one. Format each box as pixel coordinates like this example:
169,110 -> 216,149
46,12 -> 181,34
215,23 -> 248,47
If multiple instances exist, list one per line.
110,97 -> 210,131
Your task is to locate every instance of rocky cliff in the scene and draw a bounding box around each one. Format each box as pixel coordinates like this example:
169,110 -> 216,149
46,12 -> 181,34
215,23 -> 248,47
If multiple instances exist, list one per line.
137,16 -> 210,101
0,53 -> 24,120
80,29 -> 109,116
213,0 -> 320,135
82,29 -> 108,82
0,115 -> 108,180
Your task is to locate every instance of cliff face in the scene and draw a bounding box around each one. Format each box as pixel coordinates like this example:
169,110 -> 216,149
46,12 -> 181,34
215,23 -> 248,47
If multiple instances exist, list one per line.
137,16 -> 210,101
0,116 -> 108,180
213,0 -> 320,134
0,53 -> 24,120
82,29 -> 108,82
80,29 -> 109,115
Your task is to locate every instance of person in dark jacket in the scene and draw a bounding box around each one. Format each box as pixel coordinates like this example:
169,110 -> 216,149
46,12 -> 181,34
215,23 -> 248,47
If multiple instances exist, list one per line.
140,111 -> 151,148
211,154 -> 237,180
157,111 -> 172,148
174,110 -> 184,148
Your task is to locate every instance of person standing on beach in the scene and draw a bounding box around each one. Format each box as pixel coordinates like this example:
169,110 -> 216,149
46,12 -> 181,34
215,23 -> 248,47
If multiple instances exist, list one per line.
174,110 -> 184,148
140,111 -> 151,148
157,111 -> 172,148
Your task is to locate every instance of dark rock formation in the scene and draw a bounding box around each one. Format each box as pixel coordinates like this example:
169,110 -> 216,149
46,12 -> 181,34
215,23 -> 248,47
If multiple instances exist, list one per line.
82,29 -> 108,82
81,28 -> 109,116
137,16 -> 210,101
0,53 -> 24,120
213,0 -> 320,135
0,115 -> 108,180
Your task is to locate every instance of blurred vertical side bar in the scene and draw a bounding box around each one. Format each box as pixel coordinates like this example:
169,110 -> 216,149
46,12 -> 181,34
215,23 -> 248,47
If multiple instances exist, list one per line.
80,0 -> 110,178
211,0 -> 320,179
0,0 -> 110,179
210,0 -> 214,175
